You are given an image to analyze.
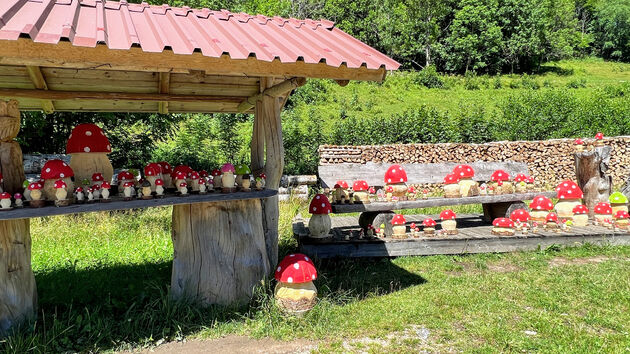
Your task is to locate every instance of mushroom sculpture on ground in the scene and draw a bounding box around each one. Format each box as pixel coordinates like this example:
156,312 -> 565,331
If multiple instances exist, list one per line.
101,182 -> 111,201
390,214 -> 407,239
117,171 -> 135,195
593,202 -> 613,225
308,194 -> 332,239
555,180 -> 584,219
234,164 -> 252,191
453,164 -> 479,197
514,174 -> 528,193
274,253 -> 318,314
384,165 -> 408,200
490,170 -> 512,194
614,210 -> 629,229
574,138 -> 584,152
529,195 -> 554,222
352,180 -> 370,204
422,218 -> 437,235
53,180 -> 69,206
144,163 -> 162,193
28,182 -> 44,207
572,205 -> 589,227
440,209 -> 458,235
157,161 -> 173,188
609,192 -> 628,215
333,180 -> 349,204
594,132 -> 604,147
443,173 -> 461,198
74,187 -> 85,203
41,159 -> 75,202
492,217 -> 515,236
510,208 -> 531,232
13,193 -> 23,208
545,212 -> 559,229
0,192 -> 12,210
66,123 -> 113,184
220,163 -> 236,192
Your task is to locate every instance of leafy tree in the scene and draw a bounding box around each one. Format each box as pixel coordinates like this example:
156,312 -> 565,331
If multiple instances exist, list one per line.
592,0 -> 630,61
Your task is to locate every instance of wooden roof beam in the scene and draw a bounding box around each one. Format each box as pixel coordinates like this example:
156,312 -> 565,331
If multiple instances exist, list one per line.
25,66 -> 55,113
158,72 -> 170,114
237,77 -> 306,113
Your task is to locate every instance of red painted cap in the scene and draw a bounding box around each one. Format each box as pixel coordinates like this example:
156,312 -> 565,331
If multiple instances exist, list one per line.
384,165 -> 408,184
309,194 -> 332,215
66,124 -> 111,154
274,253 -> 317,283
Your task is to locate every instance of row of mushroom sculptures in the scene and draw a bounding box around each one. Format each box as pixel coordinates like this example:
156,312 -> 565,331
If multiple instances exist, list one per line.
0,123 -> 267,210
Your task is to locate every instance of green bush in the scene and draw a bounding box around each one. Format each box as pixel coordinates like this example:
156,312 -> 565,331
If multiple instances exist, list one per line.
414,65 -> 444,88
566,78 -> 587,88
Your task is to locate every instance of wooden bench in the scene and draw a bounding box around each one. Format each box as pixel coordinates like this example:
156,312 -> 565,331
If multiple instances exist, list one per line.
318,161 -> 555,234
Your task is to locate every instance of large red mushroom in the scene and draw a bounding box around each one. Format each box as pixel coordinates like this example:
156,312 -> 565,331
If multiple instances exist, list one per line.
529,195 -> 554,222
66,123 -> 113,185
490,170 -> 513,194
308,194 -> 332,239
555,180 -> 583,219
390,214 -> 407,238
384,165 -> 408,200
41,159 -> 74,202
352,180 -> 370,204
453,164 -> 479,197
274,253 -> 318,313
572,204 -> 589,227
492,217 -> 515,236
440,209 -> 458,235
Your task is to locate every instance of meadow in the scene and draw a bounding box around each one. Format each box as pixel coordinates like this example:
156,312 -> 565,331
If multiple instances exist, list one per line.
2,200 -> 629,353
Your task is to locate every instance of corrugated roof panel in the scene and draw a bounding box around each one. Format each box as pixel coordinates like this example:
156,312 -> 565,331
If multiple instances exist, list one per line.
0,0 -> 400,71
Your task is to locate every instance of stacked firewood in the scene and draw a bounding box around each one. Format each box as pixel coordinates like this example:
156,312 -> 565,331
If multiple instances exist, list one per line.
320,137 -> 630,187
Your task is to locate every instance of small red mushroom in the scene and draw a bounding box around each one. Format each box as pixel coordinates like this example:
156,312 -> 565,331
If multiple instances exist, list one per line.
615,210 -> 629,219
155,179 -> 164,186
510,209 -> 530,223
439,209 -> 456,220
53,180 -> 67,189
529,195 -> 554,210
572,204 -> 589,214
92,173 -> 104,182
352,180 -> 369,192
493,217 -> 515,228
594,202 -> 612,215
595,132 -> 604,140
574,138 -> 584,145
384,165 -> 408,184
422,218 -> 437,227
556,180 -> 583,199
335,180 -> 349,189
546,212 -> 559,223
391,214 -> 406,225
514,173 -> 528,183
117,171 -> 135,181
453,164 -> 474,179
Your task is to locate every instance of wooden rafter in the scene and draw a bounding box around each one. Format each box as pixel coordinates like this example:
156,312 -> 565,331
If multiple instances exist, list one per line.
158,72 -> 170,114
0,88 -> 244,104
25,66 -> 55,113
237,77 -> 306,113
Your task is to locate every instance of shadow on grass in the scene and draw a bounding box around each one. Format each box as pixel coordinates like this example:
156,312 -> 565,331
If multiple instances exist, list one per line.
537,65 -> 574,76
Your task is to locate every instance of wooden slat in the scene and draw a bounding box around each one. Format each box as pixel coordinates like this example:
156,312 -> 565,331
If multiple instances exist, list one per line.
331,192 -> 555,213
319,162 -> 530,188
41,67 -> 158,81
158,72 -> 170,114
0,189 -> 277,221
168,82 -> 259,96
25,66 -> 55,113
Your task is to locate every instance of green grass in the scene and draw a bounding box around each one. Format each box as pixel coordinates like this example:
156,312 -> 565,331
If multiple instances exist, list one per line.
2,200 -> 630,352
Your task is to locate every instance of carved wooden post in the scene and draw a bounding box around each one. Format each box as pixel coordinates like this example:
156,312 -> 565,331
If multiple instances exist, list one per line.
575,146 -> 612,218
0,100 -> 36,337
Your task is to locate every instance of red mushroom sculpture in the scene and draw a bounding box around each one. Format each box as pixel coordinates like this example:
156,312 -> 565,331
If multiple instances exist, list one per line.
422,218 -> 437,235
154,179 -> 165,197
0,192 -> 12,210
41,159 -> 75,202
490,170 -> 512,194
274,253 -> 318,314
510,208 -> 531,231
555,180 -> 583,219
594,132 -> 604,147
333,180 -> 350,204
614,210 -> 629,229
514,173 -> 528,193
144,163 -> 163,192
443,173 -> 461,198
53,179 -> 69,206
308,194 -> 332,239
440,209 -> 458,235
572,204 -> 589,227
594,202 -> 613,224
66,123 -> 113,185
28,182 -> 44,207
529,195 -> 554,222
574,138 -> 584,152
453,164 -> 479,197
492,217 -> 515,236
525,176 -> 535,191
352,180 -> 370,204
545,212 -> 559,229
220,163 -> 236,192
390,214 -> 407,239
117,170 -> 136,194
157,161 -> 174,188
384,165 -> 408,200
211,169 -> 222,190
122,181 -> 135,200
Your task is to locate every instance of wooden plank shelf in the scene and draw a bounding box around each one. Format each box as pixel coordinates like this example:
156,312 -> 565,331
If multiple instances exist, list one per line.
0,189 -> 277,220
331,191 -> 556,213
294,213 -> 630,258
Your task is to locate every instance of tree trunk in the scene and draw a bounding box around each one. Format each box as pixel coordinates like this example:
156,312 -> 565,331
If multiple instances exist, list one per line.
575,146 -> 612,218
0,101 -> 35,337
171,200 -> 269,305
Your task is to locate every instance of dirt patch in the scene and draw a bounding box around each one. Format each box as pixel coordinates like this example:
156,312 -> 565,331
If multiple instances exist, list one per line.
487,261 -> 524,273
138,336 -> 318,354
548,256 -> 613,267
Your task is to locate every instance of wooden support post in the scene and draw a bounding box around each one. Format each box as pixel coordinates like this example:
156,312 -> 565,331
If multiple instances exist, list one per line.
171,200 -> 269,305
25,66 -> 54,114
0,100 -> 36,337
158,72 -> 170,114
250,78 -> 271,175
575,146 -> 612,218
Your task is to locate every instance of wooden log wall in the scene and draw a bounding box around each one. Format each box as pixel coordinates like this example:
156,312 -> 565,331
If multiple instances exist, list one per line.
319,137 -> 630,188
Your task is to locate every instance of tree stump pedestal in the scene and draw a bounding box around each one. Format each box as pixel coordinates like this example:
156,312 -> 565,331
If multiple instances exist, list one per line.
575,146 -> 612,218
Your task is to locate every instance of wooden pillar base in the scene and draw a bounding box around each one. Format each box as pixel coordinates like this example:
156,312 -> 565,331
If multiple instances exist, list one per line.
575,147 -> 612,218
0,219 -> 37,337
171,200 -> 270,305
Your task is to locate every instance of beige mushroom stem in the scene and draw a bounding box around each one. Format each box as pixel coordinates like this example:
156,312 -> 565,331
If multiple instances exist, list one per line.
101,188 -> 110,199
30,189 -> 42,201
55,188 -> 67,201
308,214 -> 331,238
69,152 -> 113,185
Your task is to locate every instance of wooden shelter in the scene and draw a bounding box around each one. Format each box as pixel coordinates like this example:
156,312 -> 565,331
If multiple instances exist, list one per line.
0,0 -> 399,336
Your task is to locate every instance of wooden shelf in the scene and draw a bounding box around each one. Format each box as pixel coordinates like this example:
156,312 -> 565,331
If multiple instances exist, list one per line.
0,189 -> 277,221
331,191 -> 556,213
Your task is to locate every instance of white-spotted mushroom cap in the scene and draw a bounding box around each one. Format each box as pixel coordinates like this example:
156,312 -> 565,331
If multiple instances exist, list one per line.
0,192 -> 11,199
443,173 -> 459,185
352,180 -> 369,192
422,218 -> 437,227
75,187 -> 84,193
391,214 -> 406,225
556,180 -> 583,199
117,171 -> 135,181
174,171 -> 187,180
41,159 -> 74,180
594,202 -> 612,215
172,165 -> 193,179
211,169 -> 221,177
491,170 -> 510,182
572,204 -> 588,214
190,171 -> 200,180
595,132 -> 604,140
546,212 -> 558,223
92,173 -> 104,182
155,179 -> 164,186
158,161 -> 173,175
407,186 -> 415,194
493,217 -> 515,228
615,210 -> 629,220
609,192 -> 628,204
123,182 -> 134,188
514,173 -> 528,183
526,176 -> 535,184
440,209 -> 456,220
529,195 -> 554,211
101,182 -> 111,189
575,138 -> 584,145
66,124 -> 111,154
274,253 -> 317,284
335,180 -> 349,189
510,209 -> 530,223
199,170 -> 209,178
220,163 -> 235,173
453,164 -> 474,178
53,180 -> 67,189
384,165 -> 408,184
144,163 -> 161,177
179,182 -> 188,188
28,182 -> 43,190
309,194 -> 332,215
91,184 -> 101,190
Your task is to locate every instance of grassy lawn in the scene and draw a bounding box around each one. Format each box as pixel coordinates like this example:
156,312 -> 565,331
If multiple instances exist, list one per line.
2,200 -> 629,352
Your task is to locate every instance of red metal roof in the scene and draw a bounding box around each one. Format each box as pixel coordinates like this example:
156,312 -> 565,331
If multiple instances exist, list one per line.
0,0 -> 400,71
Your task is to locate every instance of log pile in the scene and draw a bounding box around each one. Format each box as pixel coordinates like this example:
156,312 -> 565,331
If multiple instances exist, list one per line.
320,137 -> 630,188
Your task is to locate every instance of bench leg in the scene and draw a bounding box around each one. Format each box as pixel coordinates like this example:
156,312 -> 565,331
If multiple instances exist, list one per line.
0,219 -> 37,337
482,201 -> 527,223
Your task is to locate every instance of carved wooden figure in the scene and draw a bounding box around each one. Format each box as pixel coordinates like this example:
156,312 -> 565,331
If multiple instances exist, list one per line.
575,146 -> 612,218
